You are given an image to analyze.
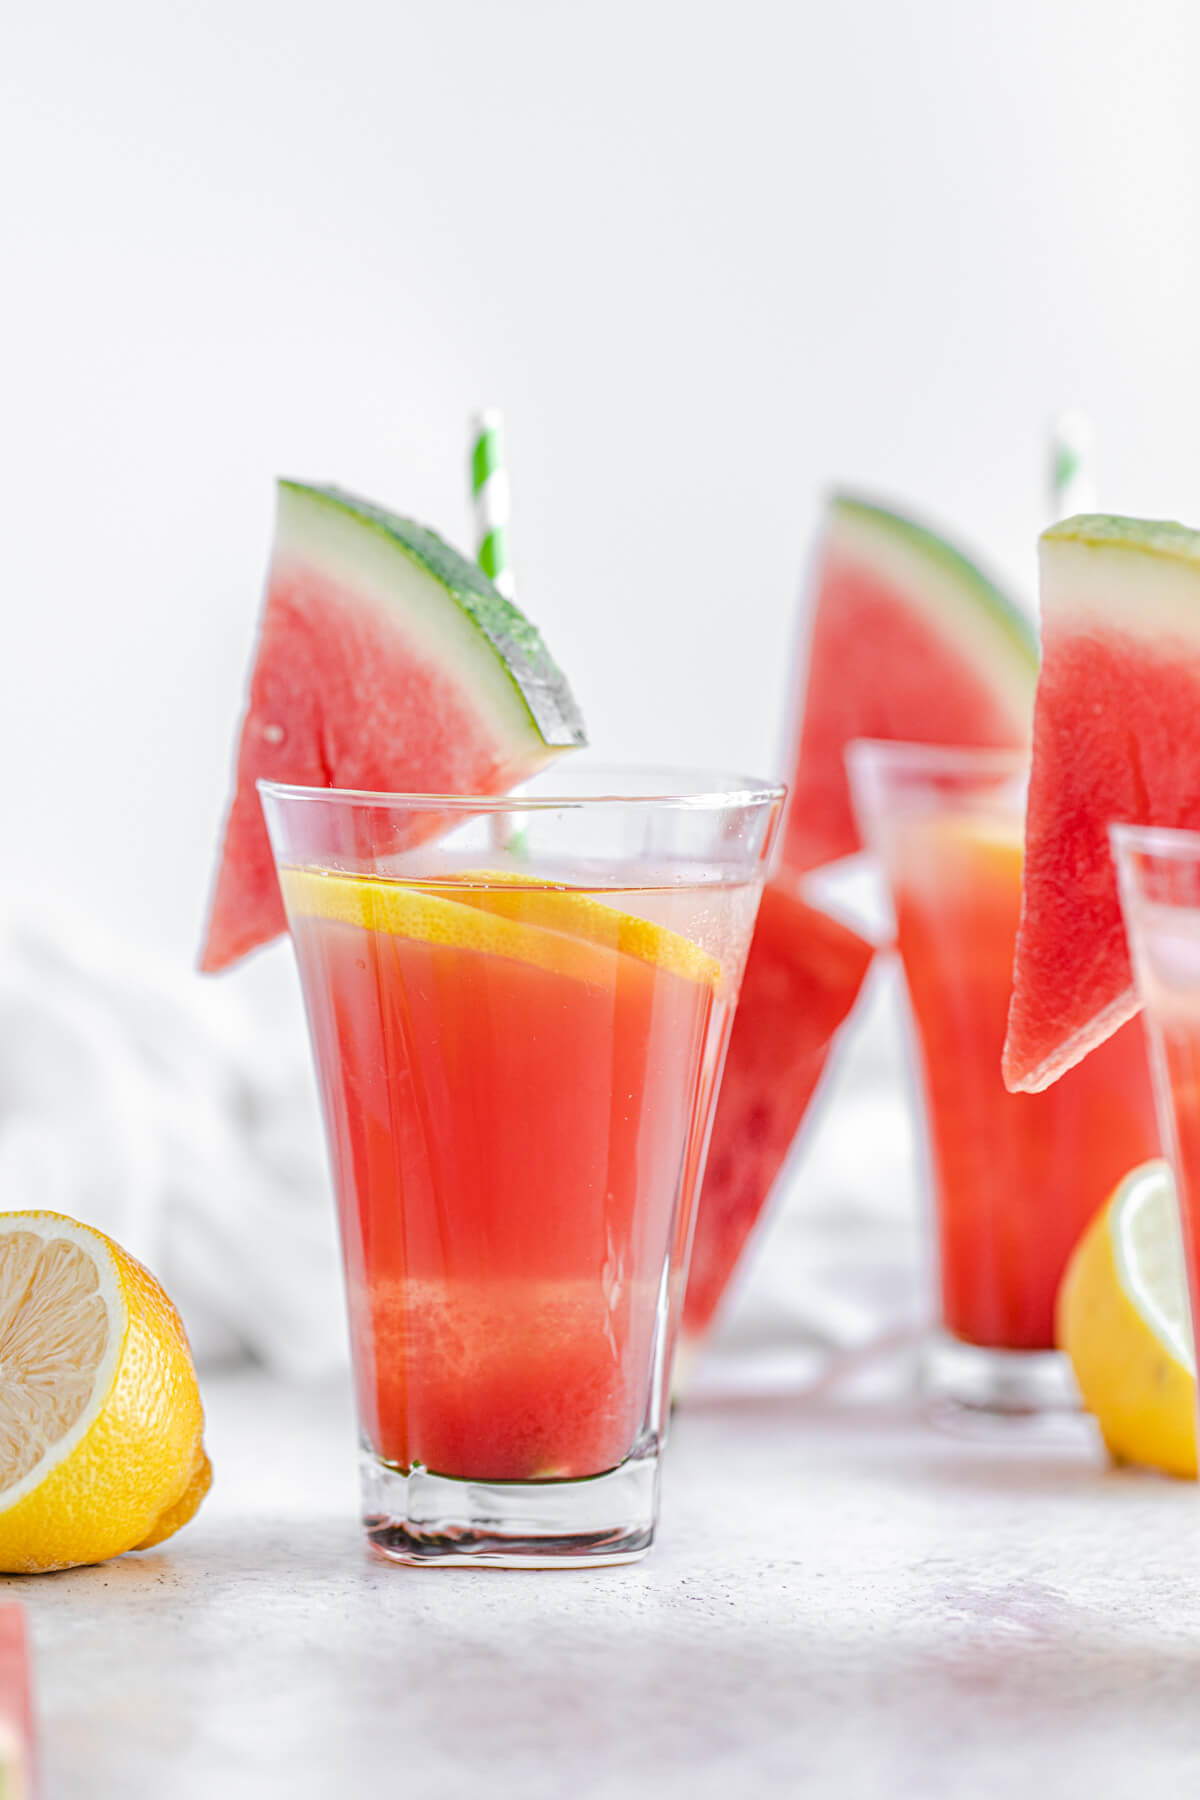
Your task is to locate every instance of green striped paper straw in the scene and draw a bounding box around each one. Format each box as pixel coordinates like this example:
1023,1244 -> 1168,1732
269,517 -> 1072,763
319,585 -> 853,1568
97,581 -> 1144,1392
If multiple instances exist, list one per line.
471,409 -> 516,598
1049,409 -> 1096,519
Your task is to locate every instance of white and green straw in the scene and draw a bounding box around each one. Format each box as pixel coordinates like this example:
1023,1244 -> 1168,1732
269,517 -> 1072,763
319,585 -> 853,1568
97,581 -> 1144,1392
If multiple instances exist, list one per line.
1049,409 -> 1097,519
471,409 -> 516,598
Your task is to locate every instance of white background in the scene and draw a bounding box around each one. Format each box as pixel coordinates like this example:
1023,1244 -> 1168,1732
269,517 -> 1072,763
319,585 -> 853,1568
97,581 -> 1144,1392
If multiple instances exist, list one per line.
3,0 -> 1199,970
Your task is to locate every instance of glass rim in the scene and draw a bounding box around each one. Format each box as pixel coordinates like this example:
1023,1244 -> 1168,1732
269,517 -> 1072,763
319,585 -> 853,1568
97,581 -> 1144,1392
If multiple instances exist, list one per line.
844,738 -> 1030,779
1109,821 -> 1200,864
257,765 -> 786,815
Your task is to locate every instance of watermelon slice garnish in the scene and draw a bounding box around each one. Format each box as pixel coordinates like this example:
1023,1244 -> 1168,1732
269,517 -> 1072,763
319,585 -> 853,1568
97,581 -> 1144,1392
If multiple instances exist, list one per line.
1004,513 -> 1200,1093
782,493 -> 1038,873
200,481 -> 585,972
682,878 -> 874,1346
0,1604 -> 35,1797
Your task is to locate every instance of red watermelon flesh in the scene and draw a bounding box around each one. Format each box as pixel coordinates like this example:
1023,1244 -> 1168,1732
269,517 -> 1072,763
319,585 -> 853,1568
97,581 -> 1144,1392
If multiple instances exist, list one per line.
201,482 -> 584,972
783,495 -> 1038,873
681,878 -> 874,1346
1004,515 -> 1200,1093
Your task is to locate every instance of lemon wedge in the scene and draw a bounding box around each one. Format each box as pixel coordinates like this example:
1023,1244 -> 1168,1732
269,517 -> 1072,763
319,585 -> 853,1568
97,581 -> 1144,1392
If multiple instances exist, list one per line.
1057,1160 -> 1196,1478
0,1212 -> 210,1572
280,868 -> 720,988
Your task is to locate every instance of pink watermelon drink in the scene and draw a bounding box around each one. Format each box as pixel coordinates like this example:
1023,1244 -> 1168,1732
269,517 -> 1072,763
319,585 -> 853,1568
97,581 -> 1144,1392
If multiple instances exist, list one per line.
851,743 -> 1159,1409
287,878 -> 717,1481
1113,826 -> 1200,1379
261,771 -> 781,1567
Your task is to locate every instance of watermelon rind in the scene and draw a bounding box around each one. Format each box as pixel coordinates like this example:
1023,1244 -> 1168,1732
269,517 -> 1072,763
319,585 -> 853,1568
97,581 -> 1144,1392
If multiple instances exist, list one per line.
1046,511 -> 1200,560
1038,512 -> 1200,631
828,494 -> 1039,724
1004,512 -> 1200,1093
277,482 -> 585,751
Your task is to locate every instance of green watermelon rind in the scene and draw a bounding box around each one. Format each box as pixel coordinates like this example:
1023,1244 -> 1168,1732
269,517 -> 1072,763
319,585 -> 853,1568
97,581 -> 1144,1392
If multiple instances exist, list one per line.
1039,514 -> 1200,650
831,492 -> 1039,687
1045,513 -> 1200,565
278,480 -> 586,750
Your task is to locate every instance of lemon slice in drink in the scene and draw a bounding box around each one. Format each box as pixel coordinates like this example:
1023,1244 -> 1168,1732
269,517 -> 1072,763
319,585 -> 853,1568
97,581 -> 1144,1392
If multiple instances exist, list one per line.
435,868 -> 721,986
281,868 -> 720,988
1057,1160 -> 1196,1478
0,1212 -> 211,1573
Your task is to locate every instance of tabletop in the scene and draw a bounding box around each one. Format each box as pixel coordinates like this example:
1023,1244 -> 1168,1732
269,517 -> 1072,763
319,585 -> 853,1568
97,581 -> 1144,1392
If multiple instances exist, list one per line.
13,1352 -> 1200,1800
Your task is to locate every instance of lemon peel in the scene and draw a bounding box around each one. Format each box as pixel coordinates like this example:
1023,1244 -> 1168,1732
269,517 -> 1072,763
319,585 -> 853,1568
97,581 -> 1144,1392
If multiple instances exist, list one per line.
0,1212 -> 210,1572
1057,1160 -> 1196,1479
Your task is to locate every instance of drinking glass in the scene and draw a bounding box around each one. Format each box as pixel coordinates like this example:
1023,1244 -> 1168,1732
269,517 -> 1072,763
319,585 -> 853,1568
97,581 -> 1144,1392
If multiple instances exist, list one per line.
1111,824 -> 1200,1386
847,742 -> 1159,1417
260,767 -> 782,1566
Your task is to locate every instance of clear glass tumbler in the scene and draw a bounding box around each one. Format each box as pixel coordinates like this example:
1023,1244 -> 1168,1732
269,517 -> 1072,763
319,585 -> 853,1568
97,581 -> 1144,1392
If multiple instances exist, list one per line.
847,742 -> 1160,1418
260,767 -> 782,1566
1111,824 -> 1200,1381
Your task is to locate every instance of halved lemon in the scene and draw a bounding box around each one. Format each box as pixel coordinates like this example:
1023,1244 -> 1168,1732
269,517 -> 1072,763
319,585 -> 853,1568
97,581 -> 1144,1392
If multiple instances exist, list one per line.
0,1212 -> 210,1573
279,867 -> 720,988
1057,1160 -> 1196,1478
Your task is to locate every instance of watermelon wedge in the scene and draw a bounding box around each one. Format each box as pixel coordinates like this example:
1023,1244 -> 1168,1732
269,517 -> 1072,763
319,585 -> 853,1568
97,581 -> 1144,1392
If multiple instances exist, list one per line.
0,1604 -> 35,1798
782,494 -> 1038,872
201,481 -> 585,972
1004,514 -> 1200,1093
681,877 -> 874,1346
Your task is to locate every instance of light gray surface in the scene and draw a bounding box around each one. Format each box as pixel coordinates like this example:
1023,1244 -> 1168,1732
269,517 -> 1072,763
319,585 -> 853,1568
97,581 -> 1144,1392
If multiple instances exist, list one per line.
13,1362 -> 1200,1799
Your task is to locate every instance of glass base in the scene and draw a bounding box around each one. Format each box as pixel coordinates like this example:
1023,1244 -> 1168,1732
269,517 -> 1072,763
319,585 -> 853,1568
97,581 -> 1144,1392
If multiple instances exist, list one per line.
360,1448 -> 660,1568
921,1334 -> 1081,1429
